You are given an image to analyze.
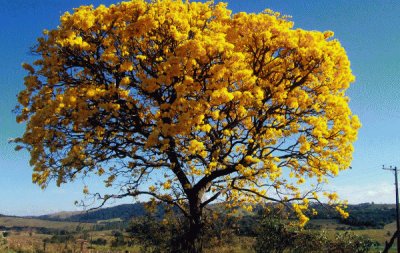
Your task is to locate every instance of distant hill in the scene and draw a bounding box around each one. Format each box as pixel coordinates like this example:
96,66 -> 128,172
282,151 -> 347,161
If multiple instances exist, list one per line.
31,202 -> 397,229
37,203 -> 163,223
38,210 -> 82,220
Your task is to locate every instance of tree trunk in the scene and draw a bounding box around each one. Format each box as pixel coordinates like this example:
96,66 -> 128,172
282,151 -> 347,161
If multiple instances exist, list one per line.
383,230 -> 399,253
184,217 -> 203,253
181,195 -> 204,253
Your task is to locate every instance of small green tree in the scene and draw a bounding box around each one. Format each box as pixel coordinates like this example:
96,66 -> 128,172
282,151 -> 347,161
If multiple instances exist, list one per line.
126,213 -> 186,253
90,238 -> 107,246
111,230 -> 126,247
254,215 -> 298,253
0,233 -> 7,247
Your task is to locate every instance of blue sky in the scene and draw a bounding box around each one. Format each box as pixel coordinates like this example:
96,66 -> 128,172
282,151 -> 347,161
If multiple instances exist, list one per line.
1,0 -> 400,216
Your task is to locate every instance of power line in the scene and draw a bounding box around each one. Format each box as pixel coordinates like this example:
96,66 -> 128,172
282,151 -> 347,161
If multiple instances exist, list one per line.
383,165 -> 400,253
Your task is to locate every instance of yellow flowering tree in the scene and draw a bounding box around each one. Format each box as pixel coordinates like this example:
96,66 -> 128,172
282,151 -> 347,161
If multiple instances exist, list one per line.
15,0 -> 360,252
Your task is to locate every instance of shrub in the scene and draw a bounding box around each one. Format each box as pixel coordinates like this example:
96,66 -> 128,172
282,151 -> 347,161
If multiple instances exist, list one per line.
91,238 -> 107,246
254,216 -> 378,253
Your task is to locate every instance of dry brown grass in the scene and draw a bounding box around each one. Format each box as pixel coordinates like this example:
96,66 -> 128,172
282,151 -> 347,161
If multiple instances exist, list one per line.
1,231 -> 143,253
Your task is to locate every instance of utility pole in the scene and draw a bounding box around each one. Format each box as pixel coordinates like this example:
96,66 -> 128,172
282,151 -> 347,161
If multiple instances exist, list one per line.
383,165 -> 400,253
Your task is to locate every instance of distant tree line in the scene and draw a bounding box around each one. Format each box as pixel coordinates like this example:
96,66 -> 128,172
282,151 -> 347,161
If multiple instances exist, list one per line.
34,202 -> 397,231
311,203 -> 397,229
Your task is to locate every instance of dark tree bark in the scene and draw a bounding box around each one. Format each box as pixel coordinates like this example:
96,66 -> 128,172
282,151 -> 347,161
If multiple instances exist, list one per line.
181,193 -> 204,253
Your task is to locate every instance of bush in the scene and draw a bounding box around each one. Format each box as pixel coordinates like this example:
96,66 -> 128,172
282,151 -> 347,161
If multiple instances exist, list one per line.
126,214 -> 186,253
111,230 -> 126,247
329,231 -> 379,253
91,238 -> 107,245
45,233 -> 74,244
254,215 -> 378,253
254,217 -> 298,253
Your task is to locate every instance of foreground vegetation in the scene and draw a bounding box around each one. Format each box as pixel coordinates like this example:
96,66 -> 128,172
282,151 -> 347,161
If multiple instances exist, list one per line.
0,203 -> 397,252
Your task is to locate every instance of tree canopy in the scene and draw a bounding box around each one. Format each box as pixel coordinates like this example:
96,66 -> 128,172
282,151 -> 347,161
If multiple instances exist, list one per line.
15,0 -> 360,251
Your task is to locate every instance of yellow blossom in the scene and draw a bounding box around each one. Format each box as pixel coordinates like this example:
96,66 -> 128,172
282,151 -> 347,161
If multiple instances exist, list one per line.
15,0 -> 359,230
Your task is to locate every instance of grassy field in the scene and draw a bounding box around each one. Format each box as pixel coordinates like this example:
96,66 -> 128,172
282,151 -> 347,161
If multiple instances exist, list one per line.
0,230 -> 142,253
308,218 -> 395,245
0,216 -> 398,252
0,232 -> 254,253
0,216 -> 92,230
0,232 -> 394,253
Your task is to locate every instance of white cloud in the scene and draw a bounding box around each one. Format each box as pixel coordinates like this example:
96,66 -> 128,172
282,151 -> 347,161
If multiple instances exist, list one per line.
329,181 -> 395,204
